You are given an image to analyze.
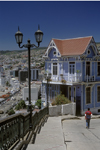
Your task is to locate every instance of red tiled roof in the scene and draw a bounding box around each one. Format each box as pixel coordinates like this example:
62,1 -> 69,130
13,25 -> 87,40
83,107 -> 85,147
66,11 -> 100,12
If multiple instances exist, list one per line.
53,36 -> 92,56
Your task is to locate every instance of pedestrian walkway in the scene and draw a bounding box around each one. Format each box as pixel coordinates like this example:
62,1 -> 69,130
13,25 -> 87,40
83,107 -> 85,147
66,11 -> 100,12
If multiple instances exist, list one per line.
27,116 -> 66,150
26,115 -> 100,150
62,115 -> 100,150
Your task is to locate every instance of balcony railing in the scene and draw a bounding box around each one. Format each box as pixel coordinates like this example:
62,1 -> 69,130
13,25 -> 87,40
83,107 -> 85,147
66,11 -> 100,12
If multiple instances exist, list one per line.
84,75 -> 95,82
51,73 -> 82,83
0,107 -> 48,150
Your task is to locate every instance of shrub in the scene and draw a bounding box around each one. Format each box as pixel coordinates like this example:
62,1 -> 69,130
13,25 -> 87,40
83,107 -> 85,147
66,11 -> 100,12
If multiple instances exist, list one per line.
8,109 -> 15,115
48,78 -> 52,82
51,94 -> 71,106
15,100 -> 26,110
61,79 -> 66,83
35,99 -> 41,109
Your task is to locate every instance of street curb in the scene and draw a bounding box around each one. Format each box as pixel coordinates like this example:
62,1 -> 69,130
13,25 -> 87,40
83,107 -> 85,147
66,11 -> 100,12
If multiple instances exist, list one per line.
61,115 -> 100,122
61,116 -> 81,122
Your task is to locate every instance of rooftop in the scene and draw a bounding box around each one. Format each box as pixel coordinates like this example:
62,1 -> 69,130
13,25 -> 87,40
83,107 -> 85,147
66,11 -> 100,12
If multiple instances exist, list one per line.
53,36 -> 93,56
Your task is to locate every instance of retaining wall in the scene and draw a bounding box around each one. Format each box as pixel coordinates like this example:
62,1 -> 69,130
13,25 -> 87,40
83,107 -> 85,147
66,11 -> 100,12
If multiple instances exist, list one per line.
49,102 -> 76,116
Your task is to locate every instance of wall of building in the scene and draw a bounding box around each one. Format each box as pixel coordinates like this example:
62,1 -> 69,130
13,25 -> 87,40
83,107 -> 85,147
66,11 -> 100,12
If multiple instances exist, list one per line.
23,87 -> 38,105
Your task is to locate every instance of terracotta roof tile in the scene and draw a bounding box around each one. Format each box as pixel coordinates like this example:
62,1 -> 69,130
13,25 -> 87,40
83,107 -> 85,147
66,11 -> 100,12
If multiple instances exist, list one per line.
53,36 -> 92,56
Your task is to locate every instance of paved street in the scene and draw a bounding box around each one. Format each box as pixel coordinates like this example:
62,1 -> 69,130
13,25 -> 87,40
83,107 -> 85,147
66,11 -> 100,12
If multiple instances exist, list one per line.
62,117 -> 100,150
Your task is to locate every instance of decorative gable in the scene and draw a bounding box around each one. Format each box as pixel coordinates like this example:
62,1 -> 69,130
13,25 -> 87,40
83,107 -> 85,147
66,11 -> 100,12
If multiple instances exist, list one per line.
43,39 -> 61,58
84,37 -> 100,60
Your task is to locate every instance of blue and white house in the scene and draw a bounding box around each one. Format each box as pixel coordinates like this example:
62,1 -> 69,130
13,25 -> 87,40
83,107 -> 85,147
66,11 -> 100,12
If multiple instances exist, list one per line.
41,36 -> 100,115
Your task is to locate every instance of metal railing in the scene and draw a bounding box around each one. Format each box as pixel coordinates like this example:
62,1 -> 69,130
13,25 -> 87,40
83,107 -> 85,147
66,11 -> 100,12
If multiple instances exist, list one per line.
51,74 -> 82,83
84,75 -> 95,82
0,107 -> 48,150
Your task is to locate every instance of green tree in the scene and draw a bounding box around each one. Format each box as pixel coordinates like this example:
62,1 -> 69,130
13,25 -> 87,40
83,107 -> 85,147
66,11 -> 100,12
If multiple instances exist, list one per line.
6,81 -> 9,86
8,109 -> 15,115
15,100 -> 26,110
35,99 -> 41,109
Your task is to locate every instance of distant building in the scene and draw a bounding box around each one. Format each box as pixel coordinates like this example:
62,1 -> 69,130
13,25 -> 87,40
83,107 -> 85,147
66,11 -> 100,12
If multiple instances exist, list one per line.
0,66 -> 4,73
10,78 -> 20,90
0,73 -> 5,86
0,66 -> 5,86
10,67 -> 21,78
31,68 -> 40,81
18,68 -> 40,82
19,70 -> 28,82
23,86 -> 38,105
10,70 -> 18,77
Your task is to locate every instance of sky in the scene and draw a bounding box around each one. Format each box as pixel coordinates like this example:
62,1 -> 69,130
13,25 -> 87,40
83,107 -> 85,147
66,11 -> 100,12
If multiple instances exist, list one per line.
0,1 -> 100,51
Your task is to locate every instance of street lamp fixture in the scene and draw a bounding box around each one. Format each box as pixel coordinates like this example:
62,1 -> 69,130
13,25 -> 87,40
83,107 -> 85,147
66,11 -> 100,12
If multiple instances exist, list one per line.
15,25 -> 43,130
44,72 -> 51,114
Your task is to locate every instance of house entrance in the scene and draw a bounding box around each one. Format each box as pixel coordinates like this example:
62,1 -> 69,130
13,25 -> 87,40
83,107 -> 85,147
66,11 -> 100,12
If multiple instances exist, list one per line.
60,85 -> 68,97
76,96 -> 81,116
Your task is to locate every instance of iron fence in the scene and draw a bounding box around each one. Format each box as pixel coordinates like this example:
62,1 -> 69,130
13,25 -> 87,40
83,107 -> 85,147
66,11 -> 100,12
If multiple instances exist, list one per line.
0,107 -> 48,150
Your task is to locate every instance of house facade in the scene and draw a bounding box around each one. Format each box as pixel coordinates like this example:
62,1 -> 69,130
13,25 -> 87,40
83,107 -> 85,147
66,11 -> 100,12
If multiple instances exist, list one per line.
41,36 -> 100,115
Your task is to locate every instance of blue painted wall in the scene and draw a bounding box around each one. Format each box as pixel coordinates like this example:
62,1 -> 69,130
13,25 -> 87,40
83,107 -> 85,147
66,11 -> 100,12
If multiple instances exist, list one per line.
76,62 -> 81,72
76,85 -> 81,97
48,47 -> 57,59
94,84 -> 100,107
86,46 -> 95,58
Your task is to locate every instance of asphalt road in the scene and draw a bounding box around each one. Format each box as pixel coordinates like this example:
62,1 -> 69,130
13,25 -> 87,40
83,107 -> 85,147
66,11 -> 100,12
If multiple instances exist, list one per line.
62,118 -> 100,150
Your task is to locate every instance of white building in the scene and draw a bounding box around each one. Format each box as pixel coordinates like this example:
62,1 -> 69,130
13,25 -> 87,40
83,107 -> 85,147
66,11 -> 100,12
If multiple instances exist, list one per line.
23,86 -> 38,105
10,78 -> 20,91
31,68 -> 40,81
0,73 -> 5,86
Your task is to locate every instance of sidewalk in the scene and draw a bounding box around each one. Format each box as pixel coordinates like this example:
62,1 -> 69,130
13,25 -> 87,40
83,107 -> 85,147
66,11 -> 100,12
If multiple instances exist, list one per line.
27,116 -> 66,150
27,115 -> 100,150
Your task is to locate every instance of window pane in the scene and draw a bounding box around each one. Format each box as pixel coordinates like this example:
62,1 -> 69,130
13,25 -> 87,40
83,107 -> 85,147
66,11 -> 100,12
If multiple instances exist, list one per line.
98,62 -> 100,76
53,63 -> 57,75
86,87 -> 91,104
69,63 -> 75,74
86,62 -> 90,76
97,87 -> 100,102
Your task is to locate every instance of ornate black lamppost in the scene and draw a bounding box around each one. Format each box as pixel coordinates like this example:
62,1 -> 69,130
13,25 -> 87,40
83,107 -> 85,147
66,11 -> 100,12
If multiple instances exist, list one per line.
15,25 -> 43,130
44,72 -> 51,114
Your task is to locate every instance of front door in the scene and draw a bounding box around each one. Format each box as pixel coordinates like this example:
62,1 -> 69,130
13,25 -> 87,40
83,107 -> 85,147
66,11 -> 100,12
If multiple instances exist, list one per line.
76,96 -> 81,116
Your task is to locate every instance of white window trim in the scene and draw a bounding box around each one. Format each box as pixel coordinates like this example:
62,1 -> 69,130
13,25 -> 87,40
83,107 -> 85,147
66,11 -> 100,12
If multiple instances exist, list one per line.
52,62 -> 58,77
85,86 -> 91,105
68,61 -> 76,75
